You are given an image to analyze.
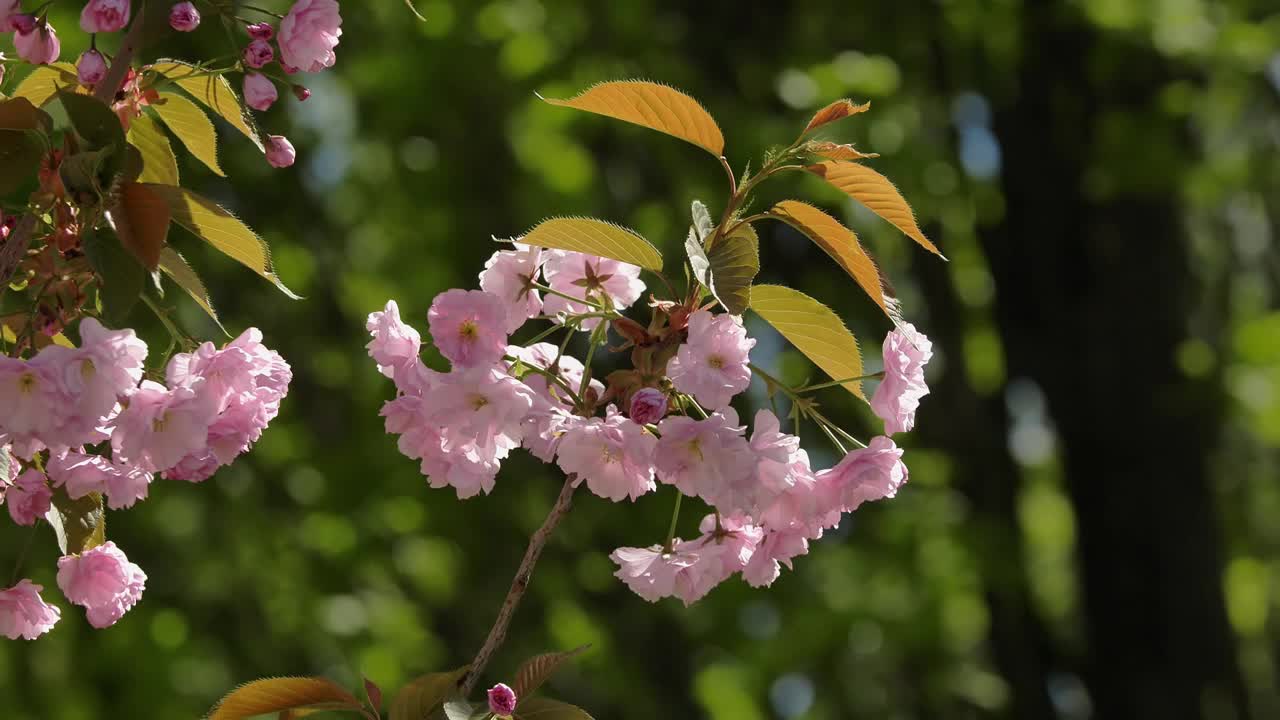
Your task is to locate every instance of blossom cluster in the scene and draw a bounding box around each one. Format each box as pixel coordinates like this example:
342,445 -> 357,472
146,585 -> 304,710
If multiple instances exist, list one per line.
0,323 -> 290,639
369,242 -> 933,606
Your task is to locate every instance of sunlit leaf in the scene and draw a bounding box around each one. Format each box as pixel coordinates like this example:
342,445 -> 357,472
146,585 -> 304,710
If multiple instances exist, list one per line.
806,141 -> 878,162
144,184 -> 299,298
10,63 -> 79,108
806,161 -> 944,258
690,199 -> 714,242
83,227 -> 146,323
803,98 -> 870,134
522,217 -> 662,271
750,284 -> 865,398
158,247 -> 225,333
127,114 -> 180,185
46,490 -> 106,555
771,200 -> 899,322
442,697 -> 484,720
540,80 -> 724,156
388,667 -> 469,720
688,222 -> 758,315
513,645 -> 590,700
113,182 -> 171,270
515,697 -> 595,720
150,60 -> 263,151
151,92 -> 224,176
0,446 -> 13,485
207,677 -> 364,720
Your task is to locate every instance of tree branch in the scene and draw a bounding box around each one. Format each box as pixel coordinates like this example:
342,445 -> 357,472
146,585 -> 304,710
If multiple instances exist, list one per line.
0,215 -> 38,295
94,1 -> 150,104
460,474 -> 578,696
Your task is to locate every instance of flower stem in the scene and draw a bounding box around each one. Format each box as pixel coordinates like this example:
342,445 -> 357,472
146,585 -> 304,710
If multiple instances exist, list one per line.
663,491 -> 683,552
531,282 -> 613,313
460,474 -> 578,696
795,372 -> 884,394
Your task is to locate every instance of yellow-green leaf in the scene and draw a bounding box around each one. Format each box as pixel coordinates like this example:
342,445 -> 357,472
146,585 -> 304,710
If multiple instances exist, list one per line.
806,161 -> 944,258
144,184 -> 299,298
513,645 -> 590,700
515,697 -> 595,720
127,114 -> 179,185
388,667 -> 469,720
803,99 -> 870,134
540,80 -> 724,156
151,92 -> 224,176
113,183 -> 170,270
687,222 -> 758,315
47,490 -> 106,555
158,247 -> 225,332
750,284 -> 865,398
150,60 -> 263,150
207,677 -> 363,720
771,200 -> 899,322
10,64 -> 79,108
522,217 -> 662,271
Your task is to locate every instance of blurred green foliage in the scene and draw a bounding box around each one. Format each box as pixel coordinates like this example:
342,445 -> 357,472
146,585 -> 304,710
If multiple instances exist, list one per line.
4,1 -> 1280,718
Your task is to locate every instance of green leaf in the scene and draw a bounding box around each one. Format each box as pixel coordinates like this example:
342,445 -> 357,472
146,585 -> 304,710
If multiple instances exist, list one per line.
150,60 -> 264,151
515,697 -> 595,720
113,182 -> 171,270
522,217 -> 662,271
389,667 -> 469,720
158,247 -> 226,333
58,90 -> 125,152
144,184 -> 299,298
83,227 -> 146,324
750,284 -> 866,399
10,64 -> 79,108
0,97 -> 52,132
540,80 -> 725,156
441,698 -> 485,720
59,148 -> 115,200
690,199 -> 713,242
404,0 -> 428,20
151,92 -> 224,176
47,489 -> 106,555
206,677 -> 364,720
805,160 -> 944,259
686,222 -> 758,316
0,446 -> 13,485
513,645 -> 590,701
127,114 -> 180,185
0,128 -> 46,196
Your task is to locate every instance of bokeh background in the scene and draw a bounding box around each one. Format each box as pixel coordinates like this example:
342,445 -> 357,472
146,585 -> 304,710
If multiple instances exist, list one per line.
4,1 -> 1280,718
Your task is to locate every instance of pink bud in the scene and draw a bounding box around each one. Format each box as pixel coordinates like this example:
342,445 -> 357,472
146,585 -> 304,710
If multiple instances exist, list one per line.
76,49 -> 108,85
80,0 -> 131,34
245,21 -> 273,40
242,72 -> 277,111
9,13 -> 37,34
265,135 -> 296,168
242,38 -> 274,69
280,62 -> 299,75
14,20 -> 60,65
292,85 -> 311,102
487,684 -> 518,717
629,387 -> 668,425
168,2 -> 200,31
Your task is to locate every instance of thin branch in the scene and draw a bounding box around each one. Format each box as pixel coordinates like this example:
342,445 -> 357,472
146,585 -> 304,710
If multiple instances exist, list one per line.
0,215 -> 38,301
94,2 -> 150,104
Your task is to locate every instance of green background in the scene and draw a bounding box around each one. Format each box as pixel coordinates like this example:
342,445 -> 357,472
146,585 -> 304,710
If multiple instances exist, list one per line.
4,1 -> 1280,718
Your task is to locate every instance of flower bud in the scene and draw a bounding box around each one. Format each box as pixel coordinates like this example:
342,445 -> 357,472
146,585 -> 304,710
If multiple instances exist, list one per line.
242,38 -> 274,69
14,20 -> 60,65
487,684 -> 517,717
76,49 -> 108,85
168,2 -> 200,32
246,21 -> 273,40
265,135 -> 296,168
9,13 -> 37,34
292,84 -> 311,101
629,387 -> 668,425
80,0 -> 131,34
242,72 -> 277,111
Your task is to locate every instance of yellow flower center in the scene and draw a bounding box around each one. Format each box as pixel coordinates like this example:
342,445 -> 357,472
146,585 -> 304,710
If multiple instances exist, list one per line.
459,320 -> 479,340
707,354 -> 725,369
17,372 -> 38,394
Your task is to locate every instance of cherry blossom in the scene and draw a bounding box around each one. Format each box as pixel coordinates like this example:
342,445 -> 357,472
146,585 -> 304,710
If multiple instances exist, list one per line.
870,324 -> 932,435
666,310 -> 755,410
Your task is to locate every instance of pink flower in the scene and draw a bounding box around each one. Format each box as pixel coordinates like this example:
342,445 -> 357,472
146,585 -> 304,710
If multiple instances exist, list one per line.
742,528 -> 813,588
110,380 -> 217,472
870,324 -> 932,435
668,514 -> 763,605
654,410 -> 754,510
80,0 -> 130,33
610,543 -> 698,603
43,318 -> 148,447
506,342 -> 599,408
246,21 -> 274,40
556,408 -> 656,502
666,310 -> 755,410
48,451 -> 152,510
265,135 -> 296,167
76,49 -> 107,85
168,2 -> 200,31
819,435 -> 908,513
243,72 -> 277,111
541,251 -> 645,330
0,580 -> 60,640
14,19 -> 59,65
628,388 -> 667,425
756,451 -> 836,535
0,1 -> 19,29
0,357 -> 65,445
367,300 -> 422,384
487,684 -> 518,717
278,0 -> 342,72
428,289 -> 509,369
479,244 -> 544,333
242,38 -> 274,69
56,541 -> 146,629
7,469 -> 51,526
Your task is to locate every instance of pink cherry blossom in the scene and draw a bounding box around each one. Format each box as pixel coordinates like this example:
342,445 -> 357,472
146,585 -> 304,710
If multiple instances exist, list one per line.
0,357 -> 65,447
556,408 -> 656,502
428,289 -> 509,369
0,1 -> 19,29
541,251 -> 645,330
278,0 -> 342,73
57,541 -> 146,629
610,543 -> 699,603
819,435 -> 908,513
243,72 -> 277,111
479,243 -> 544,332
76,49 -> 107,85
110,380 -> 217,473
756,449 -> 838,535
13,19 -> 59,65
628,388 -> 667,425
870,324 -> 932,435
667,513 -> 763,605
265,135 -> 296,168
42,318 -> 148,448
48,451 -> 152,510
666,310 -> 755,410
487,684 -> 518,717
80,0 -> 130,33
242,38 -> 274,69
742,527 -> 813,588
367,300 -> 422,383
654,409 -> 754,510
506,342 -> 599,407
0,580 -> 60,640
168,2 -> 199,32
7,468 -> 51,526
246,21 -> 274,40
